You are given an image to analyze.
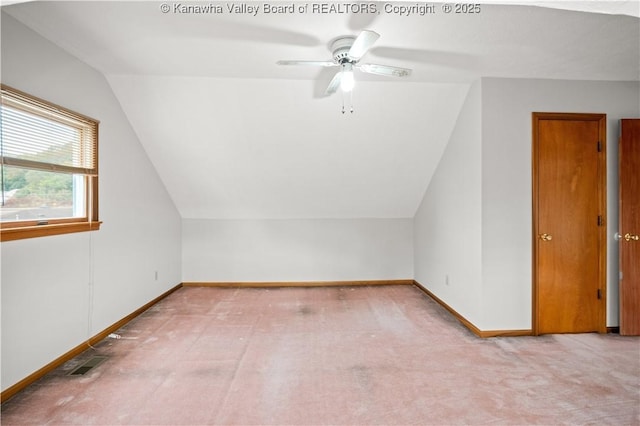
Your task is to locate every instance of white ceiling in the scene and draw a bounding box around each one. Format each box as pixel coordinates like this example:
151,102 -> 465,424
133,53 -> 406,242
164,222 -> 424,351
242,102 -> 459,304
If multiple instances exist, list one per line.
3,1 -> 639,219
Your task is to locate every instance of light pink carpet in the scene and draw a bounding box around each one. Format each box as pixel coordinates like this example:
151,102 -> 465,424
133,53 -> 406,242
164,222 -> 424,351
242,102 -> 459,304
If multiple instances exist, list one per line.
2,285 -> 639,425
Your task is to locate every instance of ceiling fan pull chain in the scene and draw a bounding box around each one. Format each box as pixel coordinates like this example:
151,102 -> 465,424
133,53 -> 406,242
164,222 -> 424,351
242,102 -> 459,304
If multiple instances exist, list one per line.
340,90 -> 354,114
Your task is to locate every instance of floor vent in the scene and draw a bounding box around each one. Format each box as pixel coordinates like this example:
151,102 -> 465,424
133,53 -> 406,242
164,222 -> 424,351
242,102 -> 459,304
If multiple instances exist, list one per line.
68,356 -> 108,376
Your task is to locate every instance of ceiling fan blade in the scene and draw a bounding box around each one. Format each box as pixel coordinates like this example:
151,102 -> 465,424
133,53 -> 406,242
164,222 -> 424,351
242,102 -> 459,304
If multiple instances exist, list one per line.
348,30 -> 380,61
277,60 -> 336,67
325,71 -> 343,95
358,63 -> 412,78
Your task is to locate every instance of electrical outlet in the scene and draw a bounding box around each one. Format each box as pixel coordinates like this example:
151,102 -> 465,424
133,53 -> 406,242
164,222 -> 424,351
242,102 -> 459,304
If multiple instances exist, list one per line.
445,274 -> 450,286
154,271 -> 158,281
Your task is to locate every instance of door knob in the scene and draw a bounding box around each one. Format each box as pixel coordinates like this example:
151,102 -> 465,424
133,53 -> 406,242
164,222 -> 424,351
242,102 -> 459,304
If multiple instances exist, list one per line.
624,233 -> 640,242
539,233 -> 553,241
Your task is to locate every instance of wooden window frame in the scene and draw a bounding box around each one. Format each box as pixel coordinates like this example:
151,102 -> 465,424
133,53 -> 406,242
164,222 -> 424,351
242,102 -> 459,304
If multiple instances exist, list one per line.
1,85 -> 101,242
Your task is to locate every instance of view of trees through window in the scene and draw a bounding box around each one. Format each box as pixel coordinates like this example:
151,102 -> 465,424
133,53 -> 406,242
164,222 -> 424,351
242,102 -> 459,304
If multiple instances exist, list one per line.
1,165 -> 83,222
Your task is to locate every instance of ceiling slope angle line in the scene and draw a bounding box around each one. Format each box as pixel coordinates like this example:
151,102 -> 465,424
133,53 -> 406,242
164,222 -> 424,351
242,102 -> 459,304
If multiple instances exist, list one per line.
277,30 -> 412,113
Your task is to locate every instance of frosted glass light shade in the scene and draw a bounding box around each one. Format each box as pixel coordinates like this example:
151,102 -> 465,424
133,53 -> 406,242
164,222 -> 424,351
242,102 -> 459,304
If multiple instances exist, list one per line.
341,63 -> 354,92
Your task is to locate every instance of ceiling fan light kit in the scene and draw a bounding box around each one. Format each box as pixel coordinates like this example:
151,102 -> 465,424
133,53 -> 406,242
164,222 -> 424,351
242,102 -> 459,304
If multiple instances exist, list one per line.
277,30 -> 412,113
340,63 -> 355,92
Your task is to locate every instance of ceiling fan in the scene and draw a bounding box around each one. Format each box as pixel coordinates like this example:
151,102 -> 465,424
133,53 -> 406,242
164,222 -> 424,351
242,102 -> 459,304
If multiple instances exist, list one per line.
277,30 -> 412,96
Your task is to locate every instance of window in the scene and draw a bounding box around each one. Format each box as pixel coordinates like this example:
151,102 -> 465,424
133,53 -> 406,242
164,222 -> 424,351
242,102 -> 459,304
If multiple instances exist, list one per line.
1,85 -> 100,241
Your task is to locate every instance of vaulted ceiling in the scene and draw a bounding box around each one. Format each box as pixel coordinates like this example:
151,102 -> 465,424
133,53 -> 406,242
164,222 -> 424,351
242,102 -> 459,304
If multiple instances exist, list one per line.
3,1 -> 639,219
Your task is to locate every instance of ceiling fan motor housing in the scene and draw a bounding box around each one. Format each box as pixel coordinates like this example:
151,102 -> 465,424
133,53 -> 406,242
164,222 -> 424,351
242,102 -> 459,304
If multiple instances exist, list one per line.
331,36 -> 356,63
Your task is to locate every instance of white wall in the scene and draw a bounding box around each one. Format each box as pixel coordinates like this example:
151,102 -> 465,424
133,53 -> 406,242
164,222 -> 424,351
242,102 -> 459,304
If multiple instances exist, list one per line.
1,14 -> 182,391
416,77 -> 640,332
413,81 -> 483,327
481,77 -> 640,329
183,219 -> 413,282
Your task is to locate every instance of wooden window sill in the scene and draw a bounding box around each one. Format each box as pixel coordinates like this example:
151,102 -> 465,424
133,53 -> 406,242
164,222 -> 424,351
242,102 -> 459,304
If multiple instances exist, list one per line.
1,221 -> 102,242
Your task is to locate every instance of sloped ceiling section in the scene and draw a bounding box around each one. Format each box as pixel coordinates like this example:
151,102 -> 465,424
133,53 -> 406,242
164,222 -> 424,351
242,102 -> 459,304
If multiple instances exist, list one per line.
107,76 -> 469,218
3,1 -> 639,219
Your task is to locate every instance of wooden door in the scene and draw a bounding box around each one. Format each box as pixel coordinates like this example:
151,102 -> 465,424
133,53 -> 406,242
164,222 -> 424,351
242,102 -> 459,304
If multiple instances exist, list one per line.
533,113 -> 607,335
619,119 -> 640,336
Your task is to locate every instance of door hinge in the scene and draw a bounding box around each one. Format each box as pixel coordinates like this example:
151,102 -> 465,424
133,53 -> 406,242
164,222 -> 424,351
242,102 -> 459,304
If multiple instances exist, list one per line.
597,215 -> 603,226
597,140 -> 603,152
597,289 -> 602,299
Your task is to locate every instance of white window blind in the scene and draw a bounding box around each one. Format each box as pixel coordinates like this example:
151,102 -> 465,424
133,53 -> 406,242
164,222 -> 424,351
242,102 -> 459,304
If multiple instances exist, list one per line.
1,86 -> 98,176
